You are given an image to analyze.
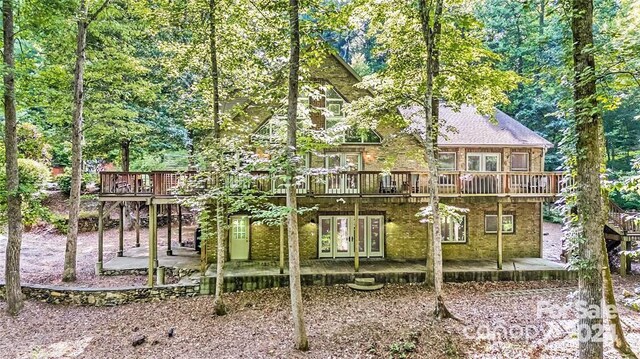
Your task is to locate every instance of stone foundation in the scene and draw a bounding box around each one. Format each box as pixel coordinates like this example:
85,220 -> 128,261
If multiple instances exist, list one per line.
0,282 -> 199,306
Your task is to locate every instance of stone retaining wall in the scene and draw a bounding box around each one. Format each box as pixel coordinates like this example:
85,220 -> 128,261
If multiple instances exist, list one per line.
0,282 -> 199,306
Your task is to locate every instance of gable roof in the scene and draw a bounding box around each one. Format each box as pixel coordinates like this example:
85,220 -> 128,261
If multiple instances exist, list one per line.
399,103 -> 554,148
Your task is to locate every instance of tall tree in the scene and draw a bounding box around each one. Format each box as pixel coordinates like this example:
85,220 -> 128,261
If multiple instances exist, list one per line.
417,0 -> 453,319
286,0 -> 309,350
63,0 -> 110,282
3,0 -> 24,316
209,0 -> 227,316
570,0 -> 604,355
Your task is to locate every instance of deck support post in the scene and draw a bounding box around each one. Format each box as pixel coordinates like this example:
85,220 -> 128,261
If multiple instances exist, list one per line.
167,204 -> 173,256
620,235 -> 629,277
279,221 -> 285,274
147,202 -> 156,287
497,202 -> 503,270
96,201 -> 105,275
354,201 -> 360,272
135,202 -> 141,247
153,203 -> 159,268
178,205 -> 183,246
117,202 -> 124,257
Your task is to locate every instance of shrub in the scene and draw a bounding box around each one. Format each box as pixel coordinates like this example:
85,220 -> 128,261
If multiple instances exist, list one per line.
57,168 -> 93,195
0,159 -> 51,228
17,123 -> 51,163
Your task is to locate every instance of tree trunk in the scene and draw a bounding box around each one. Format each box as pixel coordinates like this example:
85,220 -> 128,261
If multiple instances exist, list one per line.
209,0 -> 227,316
571,0 -> 604,356
63,0 -> 89,283
286,0 -> 309,350
418,0 -> 452,320
601,237 -> 637,358
3,0 -> 24,316
121,139 -> 134,231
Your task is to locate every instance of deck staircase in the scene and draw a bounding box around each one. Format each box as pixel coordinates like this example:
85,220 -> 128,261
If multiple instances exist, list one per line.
607,203 -> 640,238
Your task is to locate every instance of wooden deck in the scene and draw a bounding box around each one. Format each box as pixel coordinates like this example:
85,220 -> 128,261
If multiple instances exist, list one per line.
98,170 -> 568,200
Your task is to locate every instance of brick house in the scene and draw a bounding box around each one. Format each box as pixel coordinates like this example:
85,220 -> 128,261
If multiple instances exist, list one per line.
210,53 -> 561,268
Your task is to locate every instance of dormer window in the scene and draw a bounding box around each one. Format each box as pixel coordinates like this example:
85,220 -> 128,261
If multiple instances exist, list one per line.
253,85 -> 381,144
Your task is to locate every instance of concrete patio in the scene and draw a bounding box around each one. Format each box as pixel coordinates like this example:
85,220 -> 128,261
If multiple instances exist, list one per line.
103,250 -> 573,292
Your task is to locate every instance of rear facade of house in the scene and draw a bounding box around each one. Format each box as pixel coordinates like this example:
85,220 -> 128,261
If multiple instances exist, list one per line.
208,53 -> 560,266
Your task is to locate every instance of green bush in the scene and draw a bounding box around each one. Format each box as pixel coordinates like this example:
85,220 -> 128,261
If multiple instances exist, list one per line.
543,203 -> 564,224
57,168 -> 93,195
17,123 -> 51,163
0,159 -> 51,228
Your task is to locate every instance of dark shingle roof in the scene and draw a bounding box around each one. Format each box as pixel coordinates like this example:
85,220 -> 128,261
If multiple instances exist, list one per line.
399,104 -> 553,148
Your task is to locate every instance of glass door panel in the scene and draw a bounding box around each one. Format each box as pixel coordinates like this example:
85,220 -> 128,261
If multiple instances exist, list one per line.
368,216 -> 384,257
344,154 -> 360,194
358,217 -> 366,255
319,217 -> 333,258
326,155 -> 341,193
334,217 -> 353,257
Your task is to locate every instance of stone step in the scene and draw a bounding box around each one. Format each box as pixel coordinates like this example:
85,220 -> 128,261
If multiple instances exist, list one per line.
354,277 -> 376,286
347,282 -> 384,291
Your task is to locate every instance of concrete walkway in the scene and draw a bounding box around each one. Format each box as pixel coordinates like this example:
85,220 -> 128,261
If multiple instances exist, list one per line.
104,245 -> 200,271
104,251 -> 568,282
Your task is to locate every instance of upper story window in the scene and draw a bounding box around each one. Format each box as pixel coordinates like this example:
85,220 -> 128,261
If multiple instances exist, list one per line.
511,152 -> 529,171
254,85 -> 381,144
467,153 -> 500,172
438,152 -> 457,171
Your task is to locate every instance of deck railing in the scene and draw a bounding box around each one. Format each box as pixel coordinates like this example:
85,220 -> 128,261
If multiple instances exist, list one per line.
609,202 -> 640,234
100,170 -> 567,198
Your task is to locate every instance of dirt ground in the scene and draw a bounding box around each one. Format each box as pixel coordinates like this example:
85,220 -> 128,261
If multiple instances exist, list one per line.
1,278 -> 639,358
0,225 -> 196,287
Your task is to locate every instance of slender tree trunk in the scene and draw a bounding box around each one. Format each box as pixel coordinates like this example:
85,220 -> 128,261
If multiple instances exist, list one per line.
3,0 -> 24,316
418,0 -> 452,320
571,0 -> 604,356
209,0 -> 227,316
286,0 -> 309,350
63,0 -> 89,282
601,238 -> 637,358
121,139 -> 134,230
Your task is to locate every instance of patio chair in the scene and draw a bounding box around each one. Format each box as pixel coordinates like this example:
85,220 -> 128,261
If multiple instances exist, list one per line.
379,174 -> 397,193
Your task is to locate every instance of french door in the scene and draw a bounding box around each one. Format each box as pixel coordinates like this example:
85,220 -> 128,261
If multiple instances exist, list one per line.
326,153 -> 361,194
318,215 -> 384,258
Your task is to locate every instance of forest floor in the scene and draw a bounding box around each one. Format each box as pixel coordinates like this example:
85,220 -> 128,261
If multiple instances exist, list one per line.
0,225 -> 197,288
1,278 -> 639,358
2,216 -> 639,358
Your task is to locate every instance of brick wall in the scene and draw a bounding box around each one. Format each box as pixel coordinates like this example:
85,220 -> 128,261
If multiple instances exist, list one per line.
205,199 -> 542,263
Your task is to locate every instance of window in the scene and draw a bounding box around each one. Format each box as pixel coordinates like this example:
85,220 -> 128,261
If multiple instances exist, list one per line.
485,214 -> 514,234
231,216 -> 249,241
438,152 -> 457,171
467,153 -> 500,172
441,216 -> 466,243
511,153 -> 529,171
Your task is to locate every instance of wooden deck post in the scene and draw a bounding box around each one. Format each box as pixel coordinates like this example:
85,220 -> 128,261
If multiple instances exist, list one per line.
167,204 -> 173,256
620,235 -> 629,277
178,205 -> 183,246
354,201 -> 360,272
279,221 -> 285,274
135,201 -> 141,247
497,202 -> 503,270
147,202 -> 156,287
117,202 -> 124,257
96,201 -> 105,275
153,203 -> 159,268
